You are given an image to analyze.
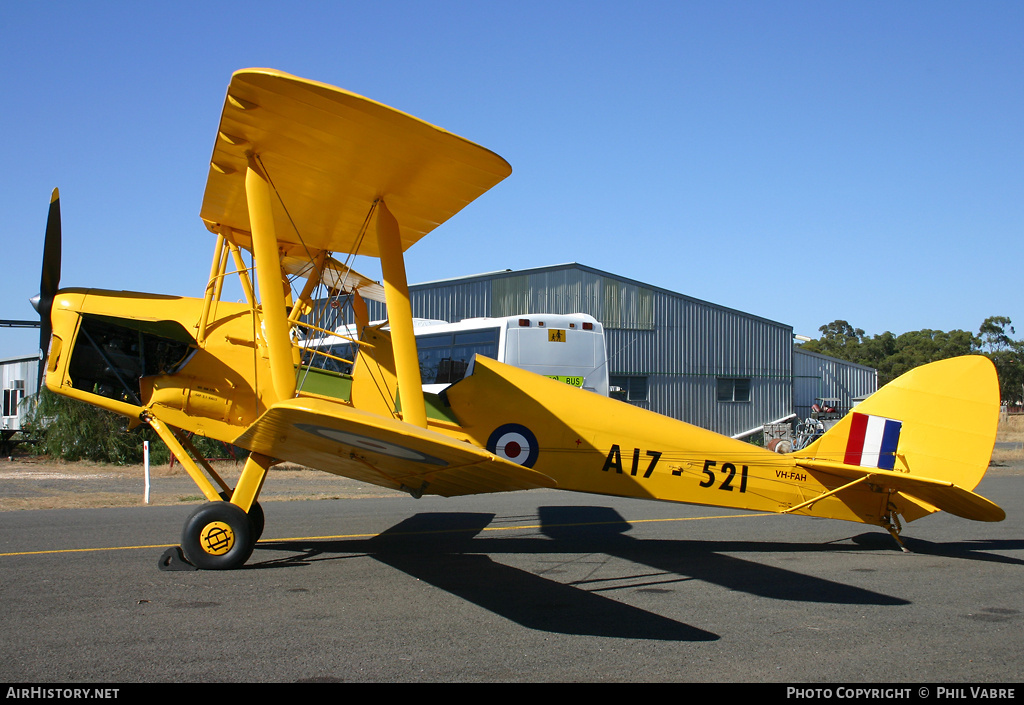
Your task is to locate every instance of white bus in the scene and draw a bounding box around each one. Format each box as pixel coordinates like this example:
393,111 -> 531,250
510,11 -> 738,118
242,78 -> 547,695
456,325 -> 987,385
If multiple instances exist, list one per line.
302,313 -> 609,396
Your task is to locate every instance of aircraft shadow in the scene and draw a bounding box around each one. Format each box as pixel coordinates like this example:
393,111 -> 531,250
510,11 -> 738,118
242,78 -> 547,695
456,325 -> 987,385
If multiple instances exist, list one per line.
247,504 -> 1016,641
850,531 -> 1024,565
257,511 -> 713,641
532,506 -> 907,606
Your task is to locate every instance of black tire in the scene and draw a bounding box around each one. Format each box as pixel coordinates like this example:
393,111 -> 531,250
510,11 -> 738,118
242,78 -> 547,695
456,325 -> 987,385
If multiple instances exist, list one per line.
247,501 -> 265,542
181,501 -> 254,570
218,491 -> 265,542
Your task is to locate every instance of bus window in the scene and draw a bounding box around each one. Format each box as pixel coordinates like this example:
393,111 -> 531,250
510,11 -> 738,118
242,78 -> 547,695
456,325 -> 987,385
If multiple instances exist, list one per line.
417,333 -> 453,385
304,342 -> 356,375
417,328 -> 499,385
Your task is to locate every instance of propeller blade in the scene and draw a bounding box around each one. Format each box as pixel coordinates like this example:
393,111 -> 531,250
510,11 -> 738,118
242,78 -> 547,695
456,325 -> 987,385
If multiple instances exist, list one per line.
36,188 -> 61,389
39,188 -> 62,313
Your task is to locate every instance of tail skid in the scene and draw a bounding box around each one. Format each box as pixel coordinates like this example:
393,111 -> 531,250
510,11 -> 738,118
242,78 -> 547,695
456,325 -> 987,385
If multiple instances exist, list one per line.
792,355 -> 1004,527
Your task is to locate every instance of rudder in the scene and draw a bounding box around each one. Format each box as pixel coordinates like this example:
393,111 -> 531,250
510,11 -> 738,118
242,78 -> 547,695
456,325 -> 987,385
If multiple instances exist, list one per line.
796,355 -> 999,490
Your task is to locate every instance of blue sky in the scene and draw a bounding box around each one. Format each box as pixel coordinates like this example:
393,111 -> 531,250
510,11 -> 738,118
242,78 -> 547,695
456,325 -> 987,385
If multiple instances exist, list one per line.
2,1 -> 1021,360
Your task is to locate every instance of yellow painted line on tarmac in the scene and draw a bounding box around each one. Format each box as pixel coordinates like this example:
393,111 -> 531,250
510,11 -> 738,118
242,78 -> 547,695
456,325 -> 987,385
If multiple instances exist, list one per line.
477,513 -> 777,534
260,513 -> 776,543
0,513 -> 775,559
0,543 -> 179,558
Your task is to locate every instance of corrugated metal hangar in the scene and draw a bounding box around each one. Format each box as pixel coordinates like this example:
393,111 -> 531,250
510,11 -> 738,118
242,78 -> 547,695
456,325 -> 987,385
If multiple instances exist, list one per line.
320,262 -> 877,439
1,354 -> 40,436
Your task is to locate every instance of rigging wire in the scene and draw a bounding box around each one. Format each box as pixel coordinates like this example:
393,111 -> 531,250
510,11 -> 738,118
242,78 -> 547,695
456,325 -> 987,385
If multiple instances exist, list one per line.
252,157 -> 396,412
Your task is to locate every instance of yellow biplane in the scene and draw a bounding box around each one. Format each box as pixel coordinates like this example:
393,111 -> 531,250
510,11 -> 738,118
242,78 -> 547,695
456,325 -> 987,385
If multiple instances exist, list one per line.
32,69 -> 1004,570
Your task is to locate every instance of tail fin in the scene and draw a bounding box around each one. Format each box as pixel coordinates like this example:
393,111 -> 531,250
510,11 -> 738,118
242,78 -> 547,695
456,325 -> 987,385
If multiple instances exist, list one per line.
793,355 -> 1004,523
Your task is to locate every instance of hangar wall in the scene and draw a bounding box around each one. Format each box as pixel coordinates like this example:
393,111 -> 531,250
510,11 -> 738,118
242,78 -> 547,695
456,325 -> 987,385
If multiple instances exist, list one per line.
1,355 -> 39,431
792,348 -> 878,420
344,262 -> 798,438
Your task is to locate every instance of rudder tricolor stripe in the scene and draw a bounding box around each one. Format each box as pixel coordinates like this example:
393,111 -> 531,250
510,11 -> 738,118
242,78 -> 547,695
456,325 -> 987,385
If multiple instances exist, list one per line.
844,413 -> 902,470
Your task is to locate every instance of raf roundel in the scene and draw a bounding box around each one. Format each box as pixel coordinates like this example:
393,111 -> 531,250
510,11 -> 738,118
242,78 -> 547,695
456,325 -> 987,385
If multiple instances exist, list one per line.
487,424 -> 540,468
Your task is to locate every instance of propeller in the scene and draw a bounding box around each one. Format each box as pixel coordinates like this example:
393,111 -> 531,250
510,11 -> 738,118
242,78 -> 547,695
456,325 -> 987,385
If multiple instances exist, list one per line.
29,188 -> 62,390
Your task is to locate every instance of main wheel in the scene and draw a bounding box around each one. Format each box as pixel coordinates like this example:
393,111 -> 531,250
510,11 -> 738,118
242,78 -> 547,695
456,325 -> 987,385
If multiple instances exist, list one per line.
247,501 -> 265,542
181,501 -> 254,570
219,491 -> 265,542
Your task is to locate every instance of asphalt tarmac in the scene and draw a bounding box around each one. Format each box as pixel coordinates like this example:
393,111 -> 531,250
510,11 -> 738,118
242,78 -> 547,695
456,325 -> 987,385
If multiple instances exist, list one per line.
0,473 -> 1021,684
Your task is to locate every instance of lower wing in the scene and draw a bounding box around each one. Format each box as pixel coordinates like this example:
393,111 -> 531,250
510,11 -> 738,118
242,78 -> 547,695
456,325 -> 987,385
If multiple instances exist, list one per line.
233,397 -> 556,497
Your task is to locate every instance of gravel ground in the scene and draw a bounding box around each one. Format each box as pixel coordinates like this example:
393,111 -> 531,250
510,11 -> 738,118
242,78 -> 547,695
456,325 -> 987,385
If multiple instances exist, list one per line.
0,455 -> 405,511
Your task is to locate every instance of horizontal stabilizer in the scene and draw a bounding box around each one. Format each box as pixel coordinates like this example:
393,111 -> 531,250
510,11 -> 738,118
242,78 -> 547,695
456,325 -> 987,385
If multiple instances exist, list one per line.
794,459 -> 1005,522
890,478 -> 1004,522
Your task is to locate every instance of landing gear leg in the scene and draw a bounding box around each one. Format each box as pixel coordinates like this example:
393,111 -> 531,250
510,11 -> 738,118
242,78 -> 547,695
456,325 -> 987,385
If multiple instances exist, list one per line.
882,507 -> 910,553
229,452 -> 273,542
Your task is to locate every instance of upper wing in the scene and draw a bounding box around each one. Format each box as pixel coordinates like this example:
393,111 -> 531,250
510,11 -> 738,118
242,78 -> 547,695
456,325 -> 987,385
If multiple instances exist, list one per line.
200,68 -> 512,257
233,396 -> 556,497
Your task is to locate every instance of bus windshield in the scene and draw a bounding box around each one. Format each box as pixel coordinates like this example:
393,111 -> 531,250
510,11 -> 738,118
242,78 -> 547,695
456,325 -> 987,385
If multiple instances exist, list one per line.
416,328 -> 500,386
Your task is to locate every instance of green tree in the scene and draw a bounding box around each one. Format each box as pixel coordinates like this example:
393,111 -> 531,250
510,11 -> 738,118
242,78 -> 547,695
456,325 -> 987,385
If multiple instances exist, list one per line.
979,316 -> 1015,353
25,389 -> 245,465
801,320 -> 866,360
978,316 -> 1023,403
26,389 -> 169,464
875,329 -> 978,384
801,318 -> 1020,391
857,330 -> 897,370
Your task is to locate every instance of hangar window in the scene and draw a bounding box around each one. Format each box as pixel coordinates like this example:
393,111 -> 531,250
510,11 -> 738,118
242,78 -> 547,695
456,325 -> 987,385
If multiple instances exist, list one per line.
3,382 -> 25,418
717,377 -> 751,403
610,375 -> 648,402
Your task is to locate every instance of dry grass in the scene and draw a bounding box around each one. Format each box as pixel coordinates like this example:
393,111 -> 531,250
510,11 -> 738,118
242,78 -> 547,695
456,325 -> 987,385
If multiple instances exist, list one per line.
997,414 -> 1024,442
993,414 -> 1024,464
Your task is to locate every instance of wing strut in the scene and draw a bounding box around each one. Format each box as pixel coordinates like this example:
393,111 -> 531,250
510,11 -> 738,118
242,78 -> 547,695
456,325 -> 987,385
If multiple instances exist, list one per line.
198,232 -> 226,344
375,199 -> 427,428
146,415 -> 227,502
246,157 -> 297,403
781,475 -> 872,515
